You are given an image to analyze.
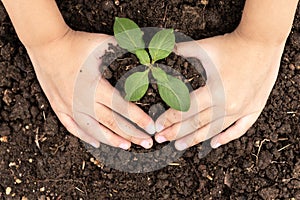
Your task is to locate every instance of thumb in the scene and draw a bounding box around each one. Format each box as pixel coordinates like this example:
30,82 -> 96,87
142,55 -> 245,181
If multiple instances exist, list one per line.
174,40 -> 203,58
175,39 -> 218,82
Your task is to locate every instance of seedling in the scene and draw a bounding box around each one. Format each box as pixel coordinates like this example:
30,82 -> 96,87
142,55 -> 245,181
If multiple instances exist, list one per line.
113,17 -> 190,111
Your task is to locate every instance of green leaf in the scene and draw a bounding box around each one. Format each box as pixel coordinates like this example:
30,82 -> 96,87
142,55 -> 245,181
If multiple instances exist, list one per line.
124,70 -> 149,101
149,29 -> 175,63
151,67 -> 168,82
157,75 -> 190,111
113,17 -> 145,53
135,49 -> 150,65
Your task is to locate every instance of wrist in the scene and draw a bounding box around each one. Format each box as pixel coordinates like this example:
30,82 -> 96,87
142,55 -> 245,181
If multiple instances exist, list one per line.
235,0 -> 298,48
232,27 -> 287,49
218,31 -> 284,74
2,0 -> 70,48
23,25 -> 72,50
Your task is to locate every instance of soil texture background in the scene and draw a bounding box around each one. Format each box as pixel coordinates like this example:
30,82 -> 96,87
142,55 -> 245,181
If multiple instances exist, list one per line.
0,0 -> 300,199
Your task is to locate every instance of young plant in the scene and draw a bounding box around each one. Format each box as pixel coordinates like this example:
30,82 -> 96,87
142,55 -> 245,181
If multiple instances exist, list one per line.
113,17 -> 190,111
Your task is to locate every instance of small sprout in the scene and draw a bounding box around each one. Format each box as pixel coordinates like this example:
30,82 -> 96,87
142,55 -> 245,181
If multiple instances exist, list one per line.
152,67 -> 190,111
149,29 -> 175,63
135,49 -> 150,65
124,69 -> 149,101
156,74 -> 190,112
151,67 -> 168,82
113,18 -> 191,111
114,17 -> 146,54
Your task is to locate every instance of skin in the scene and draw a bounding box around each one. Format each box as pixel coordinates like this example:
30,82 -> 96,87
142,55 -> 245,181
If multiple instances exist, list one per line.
1,0 -> 299,150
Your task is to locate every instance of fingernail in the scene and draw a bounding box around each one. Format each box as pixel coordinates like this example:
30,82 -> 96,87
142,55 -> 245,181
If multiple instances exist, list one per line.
145,122 -> 156,135
155,123 -> 164,132
91,142 -> 100,148
175,142 -> 188,151
119,143 -> 130,150
156,135 -> 167,143
211,142 -> 221,149
141,140 -> 152,149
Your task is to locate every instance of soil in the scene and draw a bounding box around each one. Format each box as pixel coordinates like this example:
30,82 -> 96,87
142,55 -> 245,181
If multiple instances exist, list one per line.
0,0 -> 300,199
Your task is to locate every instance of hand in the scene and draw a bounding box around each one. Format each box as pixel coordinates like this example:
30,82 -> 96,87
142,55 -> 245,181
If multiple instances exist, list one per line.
154,31 -> 285,150
26,29 -> 155,149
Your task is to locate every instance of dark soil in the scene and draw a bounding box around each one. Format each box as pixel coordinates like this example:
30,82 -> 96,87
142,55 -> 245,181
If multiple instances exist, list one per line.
0,0 -> 300,199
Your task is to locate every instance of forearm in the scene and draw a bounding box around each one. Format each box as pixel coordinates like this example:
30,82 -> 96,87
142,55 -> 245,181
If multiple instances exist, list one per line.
236,0 -> 299,45
1,0 -> 69,47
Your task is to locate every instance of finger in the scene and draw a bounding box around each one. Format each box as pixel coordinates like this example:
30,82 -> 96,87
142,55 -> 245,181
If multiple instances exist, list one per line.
174,117 -> 233,151
155,107 -> 213,143
57,112 -> 100,148
96,78 -> 155,135
155,86 -> 212,132
95,103 -> 153,149
210,114 -> 259,149
73,111 -> 132,150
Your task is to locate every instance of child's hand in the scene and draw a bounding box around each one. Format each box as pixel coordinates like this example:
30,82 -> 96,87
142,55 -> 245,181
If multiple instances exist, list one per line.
154,31 -> 285,150
26,30 -> 154,149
